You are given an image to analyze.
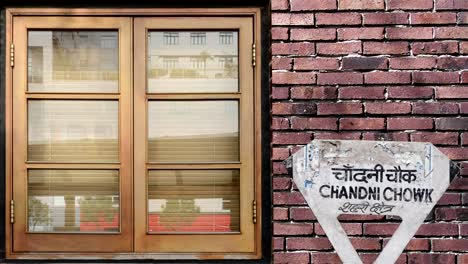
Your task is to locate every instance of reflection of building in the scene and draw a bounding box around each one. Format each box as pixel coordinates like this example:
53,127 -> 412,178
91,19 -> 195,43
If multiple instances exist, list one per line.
28,31 -> 118,92
149,32 -> 238,78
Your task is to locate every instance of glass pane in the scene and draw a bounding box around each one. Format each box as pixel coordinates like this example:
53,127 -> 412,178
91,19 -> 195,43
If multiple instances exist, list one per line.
148,170 -> 240,233
147,31 -> 238,93
28,100 -> 119,162
148,101 -> 239,163
28,170 -> 119,233
28,31 -> 119,93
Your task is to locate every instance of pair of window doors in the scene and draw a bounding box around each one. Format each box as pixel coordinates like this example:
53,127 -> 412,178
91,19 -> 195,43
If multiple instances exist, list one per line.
6,9 -> 261,259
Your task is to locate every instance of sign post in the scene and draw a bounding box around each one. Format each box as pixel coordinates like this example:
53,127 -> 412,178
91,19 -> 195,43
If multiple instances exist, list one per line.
285,140 -> 459,264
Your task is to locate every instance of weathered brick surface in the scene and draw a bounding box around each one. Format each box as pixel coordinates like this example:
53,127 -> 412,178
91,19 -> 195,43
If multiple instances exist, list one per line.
271,0 -> 468,261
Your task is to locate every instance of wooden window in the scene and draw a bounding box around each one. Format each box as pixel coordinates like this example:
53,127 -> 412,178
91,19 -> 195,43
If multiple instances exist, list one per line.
5,8 -> 262,260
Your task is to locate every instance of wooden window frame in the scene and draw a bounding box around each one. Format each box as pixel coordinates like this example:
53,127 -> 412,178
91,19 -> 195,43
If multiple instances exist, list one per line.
5,8 -> 263,261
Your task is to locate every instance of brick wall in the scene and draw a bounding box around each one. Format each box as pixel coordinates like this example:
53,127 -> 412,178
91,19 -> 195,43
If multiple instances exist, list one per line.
271,0 -> 468,263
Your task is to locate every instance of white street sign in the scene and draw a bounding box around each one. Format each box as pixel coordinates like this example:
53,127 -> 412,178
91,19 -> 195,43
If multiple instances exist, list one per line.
287,140 -> 458,264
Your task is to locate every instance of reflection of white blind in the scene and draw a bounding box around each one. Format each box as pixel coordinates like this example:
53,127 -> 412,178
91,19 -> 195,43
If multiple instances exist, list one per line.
148,101 -> 239,163
28,100 -> 119,162
28,170 -> 119,233
148,170 -> 240,233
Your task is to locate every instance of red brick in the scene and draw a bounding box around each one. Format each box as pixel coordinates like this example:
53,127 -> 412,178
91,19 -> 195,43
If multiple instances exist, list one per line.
272,102 -> 316,115
436,86 -> 468,98
363,13 -> 409,25
388,0 -> 433,10
317,72 -> 364,85
411,12 -> 457,24
411,132 -> 459,145
290,28 -> 336,41
384,238 -> 430,251
362,132 -> 409,141
365,102 -> 411,114
315,223 -> 362,235
272,132 -> 312,144
342,57 -> 388,70
290,0 -> 337,11
286,237 -> 332,250
272,57 -> 292,70
412,102 -> 459,114
435,0 -> 468,10
363,223 -> 399,235
291,86 -> 337,99
413,71 -> 459,84
272,27 -> 289,40
435,207 -> 468,220
439,147 -> 468,160
459,12 -> 468,24
272,147 -> 290,160
273,162 -> 289,174
317,102 -> 363,115
449,177 -> 468,191
387,86 -> 434,99
433,239 -> 468,251
311,253 -> 342,264
272,13 -> 315,26
458,255 -> 468,264
290,207 -> 316,221
316,13 -> 361,25
272,117 -> 290,130
272,72 -> 316,84
339,0 -> 384,10
314,132 -> 362,140
464,133 -> 468,145
338,27 -> 385,40
408,253 -> 455,263
274,253 -> 309,264
461,223 -> 468,235
364,42 -> 410,55
291,117 -> 338,130
387,117 -> 433,130
316,42 -> 362,55
272,43 -> 315,56
273,207 -> 289,219
350,238 -> 381,250
386,27 -> 433,40
436,117 -> 468,130
437,56 -> 468,69
462,102 -> 468,113
435,27 -> 468,39
273,192 -> 307,205
437,193 -> 461,205
273,237 -> 284,251
294,57 -> 340,70
389,57 -> 437,69
463,71 -> 468,83
271,0 -> 289,10
340,118 -> 385,130
273,177 -> 292,190
272,87 -> 289,99
412,41 -> 459,54
462,42 -> 468,54
365,72 -> 411,84
339,87 -> 386,99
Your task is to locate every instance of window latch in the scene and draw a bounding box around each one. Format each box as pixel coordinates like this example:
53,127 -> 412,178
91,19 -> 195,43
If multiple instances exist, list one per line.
10,44 -> 14,68
252,200 -> 257,224
252,43 -> 256,67
10,200 -> 14,224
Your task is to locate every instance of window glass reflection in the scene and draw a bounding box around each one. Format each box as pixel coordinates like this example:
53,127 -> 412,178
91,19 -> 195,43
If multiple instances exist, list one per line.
147,31 -> 238,93
28,31 -> 119,93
